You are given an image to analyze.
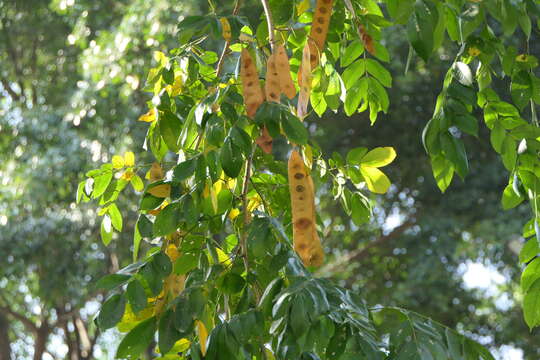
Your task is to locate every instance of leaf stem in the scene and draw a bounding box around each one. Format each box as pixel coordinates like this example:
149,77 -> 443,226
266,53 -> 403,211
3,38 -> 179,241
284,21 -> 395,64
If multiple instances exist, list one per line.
240,146 -> 256,271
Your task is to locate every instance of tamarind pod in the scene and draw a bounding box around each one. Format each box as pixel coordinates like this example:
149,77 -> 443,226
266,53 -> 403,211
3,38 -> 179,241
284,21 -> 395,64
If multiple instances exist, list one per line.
220,17 -> 232,41
297,43 -> 312,119
359,24 -> 376,55
288,150 -> 317,266
309,0 -> 334,63
274,44 -> 296,99
240,48 -> 265,118
265,53 -> 281,103
255,126 -> 273,154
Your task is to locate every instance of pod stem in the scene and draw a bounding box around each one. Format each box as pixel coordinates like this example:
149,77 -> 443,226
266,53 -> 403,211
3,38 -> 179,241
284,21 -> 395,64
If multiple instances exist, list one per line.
261,0 -> 276,50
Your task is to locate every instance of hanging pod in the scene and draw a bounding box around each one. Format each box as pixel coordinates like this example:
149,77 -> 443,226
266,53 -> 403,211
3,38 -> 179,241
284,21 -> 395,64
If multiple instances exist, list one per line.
274,44 -> 296,99
240,48 -> 264,119
297,43 -> 313,119
288,150 -> 324,267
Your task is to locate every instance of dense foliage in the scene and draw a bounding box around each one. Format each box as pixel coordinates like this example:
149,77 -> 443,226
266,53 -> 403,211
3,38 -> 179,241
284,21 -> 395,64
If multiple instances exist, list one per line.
75,0 -> 540,359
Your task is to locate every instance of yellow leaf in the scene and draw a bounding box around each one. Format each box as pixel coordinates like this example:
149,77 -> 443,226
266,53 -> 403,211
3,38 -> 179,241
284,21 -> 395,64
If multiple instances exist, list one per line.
124,151 -> 135,167
121,171 -> 134,180
131,174 -> 144,192
112,155 -> 125,169
360,166 -> 391,194
148,184 -> 171,198
165,244 -> 181,262
215,248 -> 231,266
153,51 -> 169,67
196,321 -> 208,356
170,75 -> 183,96
210,182 -> 219,214
138,109 -> 156,122
296,0 -> 310,15
247,194 -> 262,213
361,147 -> 396,168
148,162 -> 164,181
228,208 -> 240,220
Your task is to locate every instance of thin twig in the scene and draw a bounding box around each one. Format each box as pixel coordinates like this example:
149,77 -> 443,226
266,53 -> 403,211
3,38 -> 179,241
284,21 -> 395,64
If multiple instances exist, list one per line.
260,0 -> 276,50
240,146 -> 256,271
215,0 -> 243,78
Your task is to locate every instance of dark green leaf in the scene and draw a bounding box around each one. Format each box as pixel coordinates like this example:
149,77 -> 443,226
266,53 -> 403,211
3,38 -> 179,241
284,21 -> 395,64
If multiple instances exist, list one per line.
159,309 -> 182,354
116,317 -> 157,359
153,202 -> 181,237
407,0 -> 439,62
220,137 -> 243,178
160,111 -> 183,153
127,279 -> 147,313
173,158 -> 197,183
98,294 -> 126,330
96,274 -> 130,291
281,112 -> 308,145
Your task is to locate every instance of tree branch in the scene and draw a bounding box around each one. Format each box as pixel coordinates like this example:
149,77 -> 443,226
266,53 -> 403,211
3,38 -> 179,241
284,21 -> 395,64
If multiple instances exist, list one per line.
0,77 -> 20,102
260,0 -> 275,50
0,305 -> 37,334
1,17 -> 26,103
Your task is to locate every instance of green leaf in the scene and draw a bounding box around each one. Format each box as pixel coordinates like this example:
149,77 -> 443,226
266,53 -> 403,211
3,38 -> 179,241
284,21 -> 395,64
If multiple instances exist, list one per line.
159,111 -> 182,153
93,165 -> 114,199
269,0 -> 294,24
108,203 -> 123,231
131,175 -> 144,192
453,114 -> 478,137
343,59 -> 366,90
137,214 -> 153,238
96,274 -> 131,291
501,184 -> 524,210
230,126 -> 252,155
386,0 -> 415,24
173,158 -> 197,183
127,279 -> 147,313
407,0 -> 439,62
490,122 -> 505,153
431,154 -> 454,192
281,112 -> 308,145
521,258 -> 540,293
151,252 -> 173,278
366,59 -> 392,88
98,294 -> 126,330
346,147 -> 369,165
344,78 -> 367,116
502,46 -> 517,76
341,40 -> 364,67
523,278 -> 540,330
220,137 -> 243,178
501,137 -> 517,171
153,202 -> 181,237
101,215 -> 113,246
174,252 -> 198,275
351,193 -> 371,225
520,238 -> 540,264
440,133 -> 468,179
511,71 -> 532,110
159,309 -> 182,354
116,317 -> 157,359
360,147 -> 396,168
360,167 -> 391,194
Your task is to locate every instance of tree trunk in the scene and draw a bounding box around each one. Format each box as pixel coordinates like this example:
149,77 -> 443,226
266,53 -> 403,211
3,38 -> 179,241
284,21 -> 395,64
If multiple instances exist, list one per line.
33,325 -> 49,360
0,313 -> 11,360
